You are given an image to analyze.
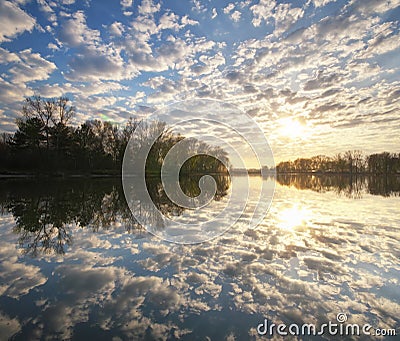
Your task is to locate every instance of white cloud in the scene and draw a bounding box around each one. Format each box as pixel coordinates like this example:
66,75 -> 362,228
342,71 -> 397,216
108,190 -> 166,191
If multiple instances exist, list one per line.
0,232 -> 47,299
58,10 -> 141,82
156,37 -> 193,65
0,1 -> 36,42
250,0 -> 276,27
223,3 -> 235,14
351,0 -> 400,15
0,48 -> 20,64
37,0 -> 53,13
109,21 -> 125,36
65,46 -> 138,81
312,0 -> 337,8
0,76 -> 33,104
187,51 -> 226,76
138,0 -> 160,15
59,10 -> 101,48
211,8 -> 218,19
191,0 -> 206,13
120,0 -> 133,9
8,49 -> 57,84
47,42 -> 60,50
273,3 -> 304,35
158,12 -> 180,31
363,33 -> 400,57
231,10 -> 242,22
181,15 -> 199,27
132,15 -> 158,34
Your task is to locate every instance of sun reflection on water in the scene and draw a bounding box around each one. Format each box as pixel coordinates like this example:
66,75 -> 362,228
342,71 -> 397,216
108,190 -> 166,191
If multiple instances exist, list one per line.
278,204 -> 311,230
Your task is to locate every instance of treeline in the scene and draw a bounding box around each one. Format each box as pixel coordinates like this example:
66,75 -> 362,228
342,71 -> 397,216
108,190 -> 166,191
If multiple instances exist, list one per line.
276,150 -> 400,174
0,96 -> 228,175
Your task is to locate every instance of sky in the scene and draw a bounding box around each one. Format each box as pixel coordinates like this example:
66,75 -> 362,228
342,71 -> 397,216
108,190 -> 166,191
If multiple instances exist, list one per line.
0,0 -> 399,163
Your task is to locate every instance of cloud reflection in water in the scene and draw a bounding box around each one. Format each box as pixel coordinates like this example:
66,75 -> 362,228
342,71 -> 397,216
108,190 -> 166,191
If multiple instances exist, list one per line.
0,176 -> 399,339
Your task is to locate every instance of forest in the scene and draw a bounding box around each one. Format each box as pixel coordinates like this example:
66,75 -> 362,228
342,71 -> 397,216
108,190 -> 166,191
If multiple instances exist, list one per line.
0,96 -> 228,175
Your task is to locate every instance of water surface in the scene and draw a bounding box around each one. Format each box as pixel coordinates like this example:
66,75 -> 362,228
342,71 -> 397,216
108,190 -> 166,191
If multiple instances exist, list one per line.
0,175 -> 399,340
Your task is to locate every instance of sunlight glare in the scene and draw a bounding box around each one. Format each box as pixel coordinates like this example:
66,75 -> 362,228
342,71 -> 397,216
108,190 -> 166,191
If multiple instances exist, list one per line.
278,118 -> 308,139
278,205 -> 311,230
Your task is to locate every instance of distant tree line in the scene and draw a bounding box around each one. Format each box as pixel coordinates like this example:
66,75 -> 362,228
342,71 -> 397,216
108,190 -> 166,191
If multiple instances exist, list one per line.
276,150 -> 400,174
0,96 -> 229,175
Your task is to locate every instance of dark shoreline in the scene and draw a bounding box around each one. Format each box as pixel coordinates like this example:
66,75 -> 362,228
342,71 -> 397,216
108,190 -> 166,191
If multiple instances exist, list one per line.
1,171 -> 399,179
0,171 -> 230,179
0,172 -> 121,179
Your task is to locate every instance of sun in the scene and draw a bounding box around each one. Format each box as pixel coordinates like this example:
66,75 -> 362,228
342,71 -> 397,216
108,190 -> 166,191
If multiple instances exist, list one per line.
278,117 -> 308,139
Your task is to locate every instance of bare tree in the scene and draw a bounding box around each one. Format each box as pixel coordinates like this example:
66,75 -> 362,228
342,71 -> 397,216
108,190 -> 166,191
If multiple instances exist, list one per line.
22,96 -> 75,151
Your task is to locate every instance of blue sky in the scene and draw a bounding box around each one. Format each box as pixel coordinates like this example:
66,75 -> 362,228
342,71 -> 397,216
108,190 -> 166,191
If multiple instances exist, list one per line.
0,0 -> 399,162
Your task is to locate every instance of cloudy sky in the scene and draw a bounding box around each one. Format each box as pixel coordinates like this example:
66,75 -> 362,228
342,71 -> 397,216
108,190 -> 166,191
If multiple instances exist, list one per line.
0,0 -> 399,162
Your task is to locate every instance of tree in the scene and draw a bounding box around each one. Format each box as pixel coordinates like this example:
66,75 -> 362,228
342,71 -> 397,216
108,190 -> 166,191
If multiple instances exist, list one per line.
11,117 -> 45,150
21,96 -> 75,152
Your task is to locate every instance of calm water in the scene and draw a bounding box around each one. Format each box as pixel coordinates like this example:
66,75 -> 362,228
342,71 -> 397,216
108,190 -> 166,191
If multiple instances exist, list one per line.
0,175 -> 399,340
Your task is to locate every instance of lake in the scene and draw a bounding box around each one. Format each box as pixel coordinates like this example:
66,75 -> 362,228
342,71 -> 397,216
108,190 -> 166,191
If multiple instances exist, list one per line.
0,175 -> 399,340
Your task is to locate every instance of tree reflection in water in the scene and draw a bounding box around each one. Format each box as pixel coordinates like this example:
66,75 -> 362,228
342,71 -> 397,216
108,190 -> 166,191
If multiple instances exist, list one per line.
0,175 -> 231,256
276,174 -> 400,198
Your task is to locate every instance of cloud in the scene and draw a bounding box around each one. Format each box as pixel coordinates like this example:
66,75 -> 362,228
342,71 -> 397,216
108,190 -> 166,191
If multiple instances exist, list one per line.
191,0 -> 206,13
361,22 -> 400,57
109,21 -> 125,36
0,47 -> 55,123
59,11 -> 138,81
120,0 -> 133,9
303,70 -> 342,91
158,11 -> 180,31
231,10 -> 242,23
0,0 -> 399,163
312,0 -> 337,8
0,47 -> 19,64
223,3 -> 235,14
273,3 -> 304,34
0,1 -> 36,42
59,10 -> 101,48
0,175 -> 399,339
47,42 -> 60,50
65,47 -> 137,81
250,0 -> 276,27
138,0 -> 160,15
352,0 -> 400,15
7,48 -> 57,84
0,313 -> 21,340
0,80 -> 30,110
37,0 -> 57,24
181,15 -> 199,27
0,233 -> 47,299
225,71 -> 244,82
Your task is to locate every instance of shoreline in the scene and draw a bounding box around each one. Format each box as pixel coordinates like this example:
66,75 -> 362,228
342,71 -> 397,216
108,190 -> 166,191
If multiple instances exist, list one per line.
1,172 -> 399,179
0,173 -> 121,179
